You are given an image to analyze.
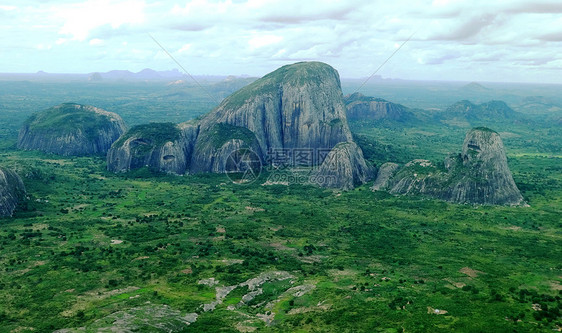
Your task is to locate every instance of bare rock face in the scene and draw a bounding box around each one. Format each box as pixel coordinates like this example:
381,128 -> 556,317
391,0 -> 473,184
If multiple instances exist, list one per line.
345,93 -> 414,122
0,168 -> 25,217
106,62 -> 370,189
385,159 -> 445,197
445,127 -> 524,205
18,103 -> 126,156
193,61 -> 353,168
312,142 -> 373,190
376,128 -> 524,205
107,122 -> 192,175
371,162 -> 400,191
190,123 -> 261,173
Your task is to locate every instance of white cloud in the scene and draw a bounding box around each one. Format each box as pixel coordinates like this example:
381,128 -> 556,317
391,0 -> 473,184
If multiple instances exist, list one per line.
0,0 -> 561,83
0,5 -> 17,11
178,43 -> 192,54
89,38 -> 105,46
36,43 -> 52,50
56,0 -> 146,41
248,35 -> 283,49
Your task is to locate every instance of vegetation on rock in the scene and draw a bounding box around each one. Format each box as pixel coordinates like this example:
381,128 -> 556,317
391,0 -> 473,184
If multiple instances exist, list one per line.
374,127 -> 524,205
18,103 -> 125,156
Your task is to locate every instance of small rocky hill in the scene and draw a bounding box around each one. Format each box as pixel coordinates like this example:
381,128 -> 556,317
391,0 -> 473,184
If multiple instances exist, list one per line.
0,168 -> 26,217
344,93 -> 415,123
18,103 -> 126,156
107,122 -> 197,175
312,142 -> 373,190
438,100 -> 522,125
373,127 -> 524,205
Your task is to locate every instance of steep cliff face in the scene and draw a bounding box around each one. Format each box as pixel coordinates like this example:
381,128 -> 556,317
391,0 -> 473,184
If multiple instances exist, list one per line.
375,128 -> 524,205
312,142 -> 373,190
190,123 -> 260,173
345,93 -> 414,122
105,62 -> 370,189
195,61 -> 353,166
107,122 -> 194,175
446,127 -> 524,205
18,103 -> 126,156
0,168 -> 25,217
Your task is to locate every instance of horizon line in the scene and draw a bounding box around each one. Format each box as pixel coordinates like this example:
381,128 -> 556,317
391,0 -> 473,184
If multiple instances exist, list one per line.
0,70 -> 561,86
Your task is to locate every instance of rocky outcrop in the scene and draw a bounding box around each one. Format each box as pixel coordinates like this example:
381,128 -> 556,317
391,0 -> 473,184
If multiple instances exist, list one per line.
18,103 -> 126,156
0,168 -> 25,217
312,142 -> 373,190
375,128 -> 524,205
107,122 -> 196,175
385,159 -> 445,197
447,127 -> 524,204
190,123 -> 261,173
370,162 -> 400,191
193,61 -> 353,168
106,62 -> 370,189
345,93 -> 414,122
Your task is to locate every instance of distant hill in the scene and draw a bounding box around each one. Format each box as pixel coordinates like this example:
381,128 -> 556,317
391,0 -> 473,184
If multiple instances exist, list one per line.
437,100 -> 523,126
460,82 -> 490,93
344,93 -> 418,123
165,76 -> 258,100
209,76 -> 258,99
515,95 -> 562,115
99,69 -> 185,81
0,69 -> 187,82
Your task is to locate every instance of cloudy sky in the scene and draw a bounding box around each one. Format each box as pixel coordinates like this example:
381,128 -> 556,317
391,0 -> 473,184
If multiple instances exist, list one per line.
1,0 -> 562,83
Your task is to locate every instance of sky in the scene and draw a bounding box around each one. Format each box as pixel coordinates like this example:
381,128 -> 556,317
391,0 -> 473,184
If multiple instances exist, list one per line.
1,0 -> 562,83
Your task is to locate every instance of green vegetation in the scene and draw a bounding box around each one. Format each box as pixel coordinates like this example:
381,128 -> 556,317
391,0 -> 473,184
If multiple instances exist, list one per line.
222,62 -> 336,109
351,115 -> 561,167
0,142 -> 560,332
472,126 -> 497,134
0,78 -> 560,332
113,122 -> 181,149
329,118 -> 343,127
207,123 -> 258,149
0,80 -> 222,149
24,103 -> 111,140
